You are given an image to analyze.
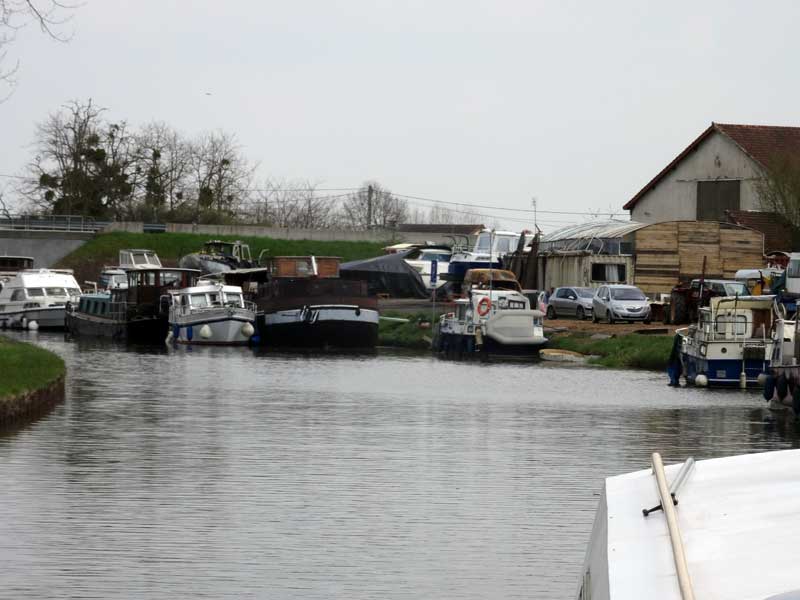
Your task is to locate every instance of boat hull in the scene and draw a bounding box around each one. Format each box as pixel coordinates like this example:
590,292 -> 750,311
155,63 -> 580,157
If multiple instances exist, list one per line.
436,331 -> 545,358
1,306 -> 66,330
258,306 -> 379,348
66,312 -> 166,344
170,313 -> 255,346
681,352 -> 769,386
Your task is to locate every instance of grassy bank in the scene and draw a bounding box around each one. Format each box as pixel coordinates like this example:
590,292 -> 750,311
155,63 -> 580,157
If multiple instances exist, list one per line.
378,312 -> 439,349
548,332 -> 673,370
57,232 -> 387,283
0,336 -> 65,401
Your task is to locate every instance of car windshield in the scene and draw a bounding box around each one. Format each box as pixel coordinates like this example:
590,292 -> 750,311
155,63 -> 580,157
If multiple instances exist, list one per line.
611,288 -> 645,301
576,288 -> 594,298
724,282 -> 748,296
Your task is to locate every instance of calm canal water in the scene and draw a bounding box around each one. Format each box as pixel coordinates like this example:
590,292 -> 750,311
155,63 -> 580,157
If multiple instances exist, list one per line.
1,332 -> 798,599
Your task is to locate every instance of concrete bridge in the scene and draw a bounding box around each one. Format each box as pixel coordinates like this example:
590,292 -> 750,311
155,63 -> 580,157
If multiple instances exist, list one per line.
0,230 -> 93,268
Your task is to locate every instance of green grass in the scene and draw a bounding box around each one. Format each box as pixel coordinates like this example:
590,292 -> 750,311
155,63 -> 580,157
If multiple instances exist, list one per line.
548,332 -> 674,370
378,311 -> 441,349
56,232 -> 388,284
0,336 -> 65,400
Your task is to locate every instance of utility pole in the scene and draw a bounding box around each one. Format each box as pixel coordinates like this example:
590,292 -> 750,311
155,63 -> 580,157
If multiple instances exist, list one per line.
532,196 -> 537,232
367,184 -> 374,230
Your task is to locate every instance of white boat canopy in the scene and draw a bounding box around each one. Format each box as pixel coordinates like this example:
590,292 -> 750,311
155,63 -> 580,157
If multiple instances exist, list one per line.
709,294 -> 776,312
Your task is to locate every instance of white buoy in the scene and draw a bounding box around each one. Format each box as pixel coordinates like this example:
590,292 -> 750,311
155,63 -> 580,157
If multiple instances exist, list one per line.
199,324 -> 212,339
165,331 -> 173,344
27,320 -> 39,331
757,372 -> 768,386
240,322 -> 255,338
695,373 -> 709,387
740,371 -> 748,389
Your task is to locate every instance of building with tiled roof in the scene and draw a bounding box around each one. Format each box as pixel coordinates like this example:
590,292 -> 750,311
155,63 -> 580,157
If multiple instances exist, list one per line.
624,123 -> 800,252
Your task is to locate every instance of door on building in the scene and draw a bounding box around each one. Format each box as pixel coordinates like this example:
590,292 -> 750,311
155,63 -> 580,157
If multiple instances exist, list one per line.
696,180 -> 740,221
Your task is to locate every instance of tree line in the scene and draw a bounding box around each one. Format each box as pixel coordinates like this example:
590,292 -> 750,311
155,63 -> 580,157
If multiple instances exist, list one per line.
9,99 -> 484,229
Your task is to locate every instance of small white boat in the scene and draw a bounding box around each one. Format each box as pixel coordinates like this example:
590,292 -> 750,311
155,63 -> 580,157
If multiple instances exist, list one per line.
436,268 -> 546,357
402,245 -> 452,292
577,449 -> 800,600
678,295 -> 777,387
0,268 -> 81,330
166,282 -> 256,345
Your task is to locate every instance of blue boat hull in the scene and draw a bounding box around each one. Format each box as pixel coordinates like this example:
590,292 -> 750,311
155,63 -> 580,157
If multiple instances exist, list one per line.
682,353 -> 769,386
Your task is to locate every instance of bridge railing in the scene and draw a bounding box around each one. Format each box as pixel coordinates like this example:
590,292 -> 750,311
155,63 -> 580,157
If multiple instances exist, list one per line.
0,214 -> 101,232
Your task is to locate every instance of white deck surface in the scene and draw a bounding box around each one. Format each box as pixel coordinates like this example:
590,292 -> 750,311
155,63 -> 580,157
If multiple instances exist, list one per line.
604,449 -> 800,600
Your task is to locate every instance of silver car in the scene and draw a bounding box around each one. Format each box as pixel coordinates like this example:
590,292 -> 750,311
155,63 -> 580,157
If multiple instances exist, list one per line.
546,286 -> 595,320
592,285 -> 651,324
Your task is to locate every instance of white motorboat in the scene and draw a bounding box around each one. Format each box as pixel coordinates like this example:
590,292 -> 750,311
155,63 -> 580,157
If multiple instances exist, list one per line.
118,248 -> 162,270
0,268 -> 81,330
436,268 -> 546,357
678,295 -> 777,387
402,245 -> 452,292
577,449 -> 800,600
166,281 -> 256,345
447,229 -> 528,287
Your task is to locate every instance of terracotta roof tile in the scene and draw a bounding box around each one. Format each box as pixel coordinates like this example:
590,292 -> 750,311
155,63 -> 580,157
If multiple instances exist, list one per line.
727,210 -> 793,253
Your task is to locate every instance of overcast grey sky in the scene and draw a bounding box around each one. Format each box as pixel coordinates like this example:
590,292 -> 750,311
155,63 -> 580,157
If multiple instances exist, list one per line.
1,0 -> 798,231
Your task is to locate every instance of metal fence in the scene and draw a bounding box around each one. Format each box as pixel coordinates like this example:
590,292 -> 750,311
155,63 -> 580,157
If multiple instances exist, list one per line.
0,214 -> 100,232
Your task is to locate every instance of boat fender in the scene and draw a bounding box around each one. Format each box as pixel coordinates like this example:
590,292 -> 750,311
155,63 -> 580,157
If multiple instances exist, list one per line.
28,320 -> 39,331
475,327 -> 484,347
173,324 -> 180,339
776,373 -> 789,400
763,374 -> 776,401
200,324 -> 213,339
241,322 -> 255,338
355,307 -> 361,316
187,325 -> 193,341
695,373 -> 708,387
477,297 -> 491,316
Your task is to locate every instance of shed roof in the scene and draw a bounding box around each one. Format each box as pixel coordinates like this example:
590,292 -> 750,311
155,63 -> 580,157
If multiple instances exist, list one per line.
395,223 -> 485,235
624,122 -> 800,210
540,219 -> 646,243
726,210 -> 793,253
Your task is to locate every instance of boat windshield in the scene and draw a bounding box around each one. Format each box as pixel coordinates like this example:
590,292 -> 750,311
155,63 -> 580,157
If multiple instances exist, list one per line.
191,293 -> 209,307
26,287 -> 45,297
224,292 -> 243,306
474,233 -> 491,253
611,288 -> 645,301
45,287 -> 68,296
723,282 -> 748,296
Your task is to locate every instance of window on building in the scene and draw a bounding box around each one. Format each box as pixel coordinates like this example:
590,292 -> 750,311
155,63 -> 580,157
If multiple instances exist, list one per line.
591,263 -> 626,282
697,180 -> 741,221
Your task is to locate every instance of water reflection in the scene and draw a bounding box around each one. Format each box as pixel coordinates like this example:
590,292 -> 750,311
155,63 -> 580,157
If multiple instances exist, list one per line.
0,332 -> 796,599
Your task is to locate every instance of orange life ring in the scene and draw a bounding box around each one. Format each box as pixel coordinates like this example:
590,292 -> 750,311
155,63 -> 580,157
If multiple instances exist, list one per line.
477,296 -> 491,316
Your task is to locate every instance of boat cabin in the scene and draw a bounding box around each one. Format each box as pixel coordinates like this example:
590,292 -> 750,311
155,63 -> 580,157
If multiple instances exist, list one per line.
170,284 -> 247,311
264,256 -> 341,279
0,269 -> 81,310
118,249 -> 162,269
75,293 -> 121,319
696,295 -> 775,342
125,268 -> 199,307
0,256 -> 34,273
203,240 -> 252,263
470,230 -> 526,258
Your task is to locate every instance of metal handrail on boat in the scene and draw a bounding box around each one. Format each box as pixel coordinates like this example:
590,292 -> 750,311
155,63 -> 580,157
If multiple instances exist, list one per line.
651,452 -> 695,600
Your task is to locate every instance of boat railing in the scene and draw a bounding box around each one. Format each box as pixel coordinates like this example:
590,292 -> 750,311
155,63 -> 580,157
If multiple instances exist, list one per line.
650,453 -> 696,600
174,301 -> 256,317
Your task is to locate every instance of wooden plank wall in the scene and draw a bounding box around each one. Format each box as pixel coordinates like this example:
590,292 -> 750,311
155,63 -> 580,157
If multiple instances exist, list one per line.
633,221 -> 764,297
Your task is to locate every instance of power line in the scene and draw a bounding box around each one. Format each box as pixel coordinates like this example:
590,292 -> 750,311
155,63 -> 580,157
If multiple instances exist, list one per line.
393,192 -> 624,217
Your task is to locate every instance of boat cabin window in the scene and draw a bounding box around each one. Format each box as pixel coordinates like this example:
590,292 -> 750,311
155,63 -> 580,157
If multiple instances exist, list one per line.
11,289 -> 25,301
45,287 -> 67,296
133,254 -> 150,266
224,292 -> 243,306
715,313 -> 747,337
474,233 -> 491,253
26,287 -> 45,297
191,293 -> 209,307
495,237 -> 514,254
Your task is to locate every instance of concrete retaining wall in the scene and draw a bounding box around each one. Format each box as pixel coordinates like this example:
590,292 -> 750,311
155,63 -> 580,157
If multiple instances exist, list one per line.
0,230 -> 93,268
0,375 -> 65,425
102,221 -> 144,233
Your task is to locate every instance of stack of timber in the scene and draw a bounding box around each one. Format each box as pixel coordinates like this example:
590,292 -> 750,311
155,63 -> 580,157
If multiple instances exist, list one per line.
633,221 -> 764,297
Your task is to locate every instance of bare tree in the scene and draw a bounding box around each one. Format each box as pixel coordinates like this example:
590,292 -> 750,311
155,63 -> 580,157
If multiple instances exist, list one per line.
756,154 -> 800,232
340,181 -> 408,230
186,131 -> 255,223
1,1 -> 75,98
250,179 -> 339,229
135,122 -> 191,218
